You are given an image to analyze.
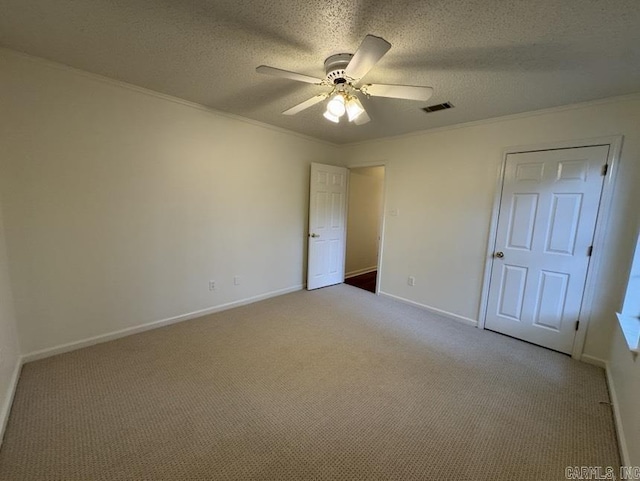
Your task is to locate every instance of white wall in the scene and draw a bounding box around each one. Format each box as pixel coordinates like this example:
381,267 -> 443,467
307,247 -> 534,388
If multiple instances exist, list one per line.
343,95 -> 640,462
608,221 -> 640,466
610,328 -> 640,465
0,49 -> 341,355
0,199 -> 21,444
1,46 -> 639,465
345,167 -> 384,276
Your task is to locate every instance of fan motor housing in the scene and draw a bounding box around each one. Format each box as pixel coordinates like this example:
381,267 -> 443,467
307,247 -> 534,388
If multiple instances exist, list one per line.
324,53 -> 353,84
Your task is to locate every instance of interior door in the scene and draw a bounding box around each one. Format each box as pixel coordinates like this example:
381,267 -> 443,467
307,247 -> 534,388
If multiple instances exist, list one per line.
485,146 -> 609,354
307,163 -> 348,290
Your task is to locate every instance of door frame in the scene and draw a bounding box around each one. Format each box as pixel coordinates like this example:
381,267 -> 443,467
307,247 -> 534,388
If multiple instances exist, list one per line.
346,162 -> 387,295
477,136 -> 623,360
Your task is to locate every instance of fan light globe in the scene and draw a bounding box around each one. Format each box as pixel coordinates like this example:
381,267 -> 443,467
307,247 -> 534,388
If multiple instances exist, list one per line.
327,94 -> 346,117
323,110 -> 340,123
346,97 -> 365,122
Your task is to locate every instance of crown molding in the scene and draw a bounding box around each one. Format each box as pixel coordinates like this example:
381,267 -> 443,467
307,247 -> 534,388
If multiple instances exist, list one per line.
0,47 -> 339,148
342,92 -> 640,148
4,47 -> 639,150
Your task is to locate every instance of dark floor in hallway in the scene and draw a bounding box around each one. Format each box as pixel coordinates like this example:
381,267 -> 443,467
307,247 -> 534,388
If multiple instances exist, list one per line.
344,271 -> 377,293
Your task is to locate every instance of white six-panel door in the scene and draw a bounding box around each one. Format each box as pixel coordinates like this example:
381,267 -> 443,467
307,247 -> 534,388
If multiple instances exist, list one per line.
307,163 -> 348,290
485,146 -> 609,353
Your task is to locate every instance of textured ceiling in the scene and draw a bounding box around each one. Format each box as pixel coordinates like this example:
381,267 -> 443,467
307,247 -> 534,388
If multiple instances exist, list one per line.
1,0 -> 639,144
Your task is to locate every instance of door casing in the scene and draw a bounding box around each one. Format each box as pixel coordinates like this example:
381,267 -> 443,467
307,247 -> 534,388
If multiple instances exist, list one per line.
478,136 -> 623,361
345,164 -> 387,294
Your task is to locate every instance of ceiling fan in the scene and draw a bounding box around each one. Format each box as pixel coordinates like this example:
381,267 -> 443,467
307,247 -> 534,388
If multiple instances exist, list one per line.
256,35 -> 433,125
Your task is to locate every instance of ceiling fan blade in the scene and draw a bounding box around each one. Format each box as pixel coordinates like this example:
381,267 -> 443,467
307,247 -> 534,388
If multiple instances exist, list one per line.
365,84 -> 434,101
345,35 -> 392,80
282,94 -> 328,115
354,109 -> 371,125
256,65 -> 323,84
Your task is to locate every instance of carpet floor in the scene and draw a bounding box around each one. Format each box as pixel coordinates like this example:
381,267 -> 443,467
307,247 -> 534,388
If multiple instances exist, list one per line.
0,285 -> 619,480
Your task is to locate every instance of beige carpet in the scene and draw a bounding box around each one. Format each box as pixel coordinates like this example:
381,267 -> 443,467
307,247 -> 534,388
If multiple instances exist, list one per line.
0,284 -> 619,480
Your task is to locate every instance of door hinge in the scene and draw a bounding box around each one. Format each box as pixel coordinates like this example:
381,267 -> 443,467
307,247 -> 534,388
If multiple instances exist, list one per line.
601,164 -> 608,176
575,321 -> 580,331
587,245 -> 593,257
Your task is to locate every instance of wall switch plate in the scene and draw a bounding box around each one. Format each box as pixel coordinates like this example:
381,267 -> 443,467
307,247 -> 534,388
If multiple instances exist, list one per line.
408,276 -> 415,286
209,281 -> 216,291
389,208 -> 399,217
233,276 -> 241,286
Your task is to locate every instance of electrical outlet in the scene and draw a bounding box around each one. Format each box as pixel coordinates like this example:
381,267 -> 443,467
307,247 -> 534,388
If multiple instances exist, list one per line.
209,280 -> 216,291
408,276 -> 415,286
233,276 -> 241,286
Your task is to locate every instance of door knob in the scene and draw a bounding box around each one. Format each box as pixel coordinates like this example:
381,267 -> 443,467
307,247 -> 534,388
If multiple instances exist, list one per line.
309,233 -> 320,238
495,251 -> 504,258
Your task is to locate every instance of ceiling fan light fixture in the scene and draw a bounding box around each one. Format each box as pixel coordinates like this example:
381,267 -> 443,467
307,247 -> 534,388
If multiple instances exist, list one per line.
345,97 -> 365,122
326,94 -> 346,117
257,34 -> 433,128
323,110 -> 340,123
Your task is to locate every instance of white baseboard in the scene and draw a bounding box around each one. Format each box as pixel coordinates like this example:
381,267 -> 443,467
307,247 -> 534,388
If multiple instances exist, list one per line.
582,355 -> 629,466
379,291 -> 478,328
601,360 -> 630,466
580,354 -> 607,368
0,356 -> 23,448
23,284 -> 303,363
345,266 -> 377,279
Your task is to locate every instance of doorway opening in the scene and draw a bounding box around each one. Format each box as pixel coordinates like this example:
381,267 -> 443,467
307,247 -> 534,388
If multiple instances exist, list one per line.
344,166 -> 385,294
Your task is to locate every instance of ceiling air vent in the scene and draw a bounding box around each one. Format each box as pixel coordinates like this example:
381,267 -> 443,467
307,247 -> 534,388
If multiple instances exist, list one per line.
422,102 -> 454,113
